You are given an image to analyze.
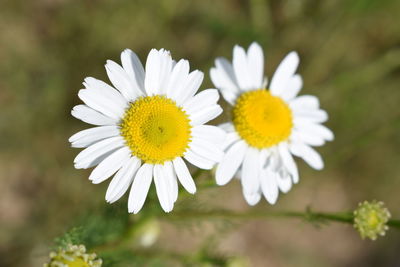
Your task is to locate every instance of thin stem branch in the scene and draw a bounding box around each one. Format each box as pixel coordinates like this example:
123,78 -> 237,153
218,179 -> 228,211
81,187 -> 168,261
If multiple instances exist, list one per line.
387,219 -> 400,228
165,209 -> 400,229
167,210 -> 347,221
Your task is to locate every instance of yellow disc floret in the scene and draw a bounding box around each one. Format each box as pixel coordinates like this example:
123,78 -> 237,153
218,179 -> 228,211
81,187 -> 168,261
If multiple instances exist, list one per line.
120,95 -> 191,164
232,89 -> 293,149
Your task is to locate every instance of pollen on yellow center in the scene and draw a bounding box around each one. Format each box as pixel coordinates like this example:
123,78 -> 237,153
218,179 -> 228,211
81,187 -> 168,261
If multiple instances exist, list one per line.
60,258 -> 90,267
232,89 -> 293,149
120,95 -> 191,164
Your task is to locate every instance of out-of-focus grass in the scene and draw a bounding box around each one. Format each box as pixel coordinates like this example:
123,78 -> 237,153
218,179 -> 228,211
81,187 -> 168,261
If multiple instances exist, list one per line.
0,0 -> 399,266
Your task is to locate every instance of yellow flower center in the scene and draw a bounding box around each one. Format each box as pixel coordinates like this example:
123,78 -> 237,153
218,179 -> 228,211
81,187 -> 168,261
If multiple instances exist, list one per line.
61,258 -> 90,267
367,211 -> 379,228
232,89 -> 293,149
120,95 -> 191,164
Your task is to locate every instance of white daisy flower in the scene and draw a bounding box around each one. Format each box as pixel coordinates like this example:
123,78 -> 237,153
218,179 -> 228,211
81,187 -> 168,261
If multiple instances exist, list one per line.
210,42 -> 333,206
69,48 -> 225,214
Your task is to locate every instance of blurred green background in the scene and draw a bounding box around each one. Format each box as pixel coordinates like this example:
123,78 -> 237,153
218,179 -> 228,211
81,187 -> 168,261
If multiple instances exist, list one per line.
1,0 -> 400,266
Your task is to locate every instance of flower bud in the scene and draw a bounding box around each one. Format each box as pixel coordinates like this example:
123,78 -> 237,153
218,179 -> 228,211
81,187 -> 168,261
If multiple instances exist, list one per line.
44,243 -> 102,267
353,200 -> 390,240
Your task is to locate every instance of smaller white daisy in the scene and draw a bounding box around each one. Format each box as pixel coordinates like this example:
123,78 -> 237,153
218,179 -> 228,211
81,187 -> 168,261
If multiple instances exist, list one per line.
70,48 -> 225,213
210,42 -> 334,205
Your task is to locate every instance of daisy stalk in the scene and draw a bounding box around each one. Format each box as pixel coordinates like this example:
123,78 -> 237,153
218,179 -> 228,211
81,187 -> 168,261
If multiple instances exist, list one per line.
164,204 -> 400,232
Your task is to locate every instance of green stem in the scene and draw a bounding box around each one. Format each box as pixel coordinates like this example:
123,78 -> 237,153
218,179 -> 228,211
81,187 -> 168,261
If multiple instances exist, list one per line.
167,210 -> 346,221
165,209 -> 400,229
387,219 -> 400,228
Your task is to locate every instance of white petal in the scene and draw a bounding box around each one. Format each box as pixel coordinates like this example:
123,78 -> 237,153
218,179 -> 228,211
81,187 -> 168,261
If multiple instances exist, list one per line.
173,157 -> 196,194
260,169 -> 279,204
216,140 -> 247,185
144,49 -> 159,95
166,59 -> 190,101
74,136 -> 125,169
121,49 -> 145,93
297,123 -> 334,141
164,161 -> 178,203
219,87 -> 239,105
71,105 -> 117,126
247,42 -> 264,89
175,70 -> 204,106
83,77 -> 128,101
78,89 -> 125,120
280,74 -> 302,101
145,49 -> 173,95
210,59 -> 240,105
257,149 -> 269,171
266,149 -> 280,171
276,172 -> 292,193
69,126 -> 120,148
278,143 -> 299,184
290,143 -> 324,170
89,147 -> 131,184
80,78 -> 127,119
128,164 -> 153,214
243,190 -> 262,206
210,63 -> 239,106
212,57 -> 240,93
157,50 -> 173,95
219,122 -> 235,132
191,125 -> 226,146
289,95 -> 319,110
270,52 -> 299,97
106,157 -> 141,203
184,150 -> 214,170
222,132 -> 240,150
154,164 -> 173,213
241,147 -> 260,194
291,129 -> 325,147
233,45 -> 254,90
294,109 -> 328,123
190,137 -> 224,163
189,105 -> 222,126
105,60 -> 139,101
183,89 -> 219,115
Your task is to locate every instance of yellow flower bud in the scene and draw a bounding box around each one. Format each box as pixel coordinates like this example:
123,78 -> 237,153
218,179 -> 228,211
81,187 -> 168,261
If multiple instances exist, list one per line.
44,244 -> 102,267
353,200 -> 391,240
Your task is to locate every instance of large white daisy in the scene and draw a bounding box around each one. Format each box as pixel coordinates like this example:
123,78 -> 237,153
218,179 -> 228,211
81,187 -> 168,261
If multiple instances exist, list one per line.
210,42 -> 333,205
69,48 -> 225,213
